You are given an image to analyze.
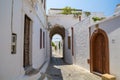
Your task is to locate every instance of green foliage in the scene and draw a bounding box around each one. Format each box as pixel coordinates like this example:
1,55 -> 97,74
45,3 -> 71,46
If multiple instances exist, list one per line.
55,45 -> 57,50
51,42 -> 55,47
73,12 -> 82,18
84,12 -> 91,17
61,6 -> 82,17
61,6 -> 72,15
51,42 -> 57,50
92,17 -> 105,22
59,41 -> 61,49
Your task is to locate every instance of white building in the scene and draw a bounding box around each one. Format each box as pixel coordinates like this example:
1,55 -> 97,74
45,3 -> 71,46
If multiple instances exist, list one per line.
1,0 -> 120,79
67,4 -> 120,80
0,0 -> 50,80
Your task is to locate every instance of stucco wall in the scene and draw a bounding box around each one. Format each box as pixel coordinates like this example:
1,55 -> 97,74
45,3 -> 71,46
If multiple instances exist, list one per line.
65,12 -> 105,68
90,14 -> 120,80
48,15 -> 80,29
70,17 -> 91,70
0,0 -> 48,80
64,29 -> 73,64
0,0 -> 23,80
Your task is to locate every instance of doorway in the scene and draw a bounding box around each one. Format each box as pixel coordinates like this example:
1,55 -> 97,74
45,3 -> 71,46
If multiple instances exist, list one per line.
90,29 -> 109,74
23,15 -> 32,68
49,25 -> 65,60
52,34 -> 63,58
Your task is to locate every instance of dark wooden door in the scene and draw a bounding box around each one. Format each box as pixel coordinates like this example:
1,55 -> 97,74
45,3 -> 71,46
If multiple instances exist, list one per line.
93,33 -> 105,74
23,15 -> 31,68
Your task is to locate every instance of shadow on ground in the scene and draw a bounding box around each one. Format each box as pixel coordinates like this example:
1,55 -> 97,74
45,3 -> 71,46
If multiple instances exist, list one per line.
45,57 -> 66,80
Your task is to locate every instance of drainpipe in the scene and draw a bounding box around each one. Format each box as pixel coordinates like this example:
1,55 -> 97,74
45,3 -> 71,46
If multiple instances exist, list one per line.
11,0 -> 14,34
89,27 -> 91,70
89,27 -> 91,39
71,27 -> 75,64
71,27 -> 74,56
11,0 -> 14,54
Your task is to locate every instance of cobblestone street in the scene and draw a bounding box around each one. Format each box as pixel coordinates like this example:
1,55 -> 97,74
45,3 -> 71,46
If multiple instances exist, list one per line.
46,53 -> 101,80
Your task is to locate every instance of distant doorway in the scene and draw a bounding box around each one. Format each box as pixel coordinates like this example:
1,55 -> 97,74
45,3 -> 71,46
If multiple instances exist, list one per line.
49,25 -> 65,60
23,15 -> 32,68
90,29 -> 109,74
52,34 -> 63,58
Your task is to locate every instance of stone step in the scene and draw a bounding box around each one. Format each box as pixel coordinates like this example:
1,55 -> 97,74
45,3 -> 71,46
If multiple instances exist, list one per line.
102,74 -> 116,80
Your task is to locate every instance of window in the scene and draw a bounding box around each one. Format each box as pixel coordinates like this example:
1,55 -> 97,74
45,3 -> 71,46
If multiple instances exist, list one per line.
43,32 -> 45,48
40,29 -> 42,49
68,36 -> 71,49
11,33 -> 17,54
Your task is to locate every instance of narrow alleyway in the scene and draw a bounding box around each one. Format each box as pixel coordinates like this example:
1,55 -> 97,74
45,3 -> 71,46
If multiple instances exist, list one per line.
46,53 -> 102,80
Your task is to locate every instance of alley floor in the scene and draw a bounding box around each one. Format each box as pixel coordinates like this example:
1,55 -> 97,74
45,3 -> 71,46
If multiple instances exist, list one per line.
45,53 -> 101,80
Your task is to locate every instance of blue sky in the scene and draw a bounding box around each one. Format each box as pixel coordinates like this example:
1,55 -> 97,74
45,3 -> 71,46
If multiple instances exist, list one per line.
46,0 -> 120,16
52,34 -> 62,42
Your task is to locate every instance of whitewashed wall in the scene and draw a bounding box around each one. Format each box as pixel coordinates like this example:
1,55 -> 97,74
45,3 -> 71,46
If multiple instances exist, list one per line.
69,12 -> 120,79
0,0 -> 23,80
65,11 -> 105,68
69,17 -> 91,70
64,29 -> 73,64
90,14 -> 120,80
48,15 -> 80,29
0,0 -> 48,80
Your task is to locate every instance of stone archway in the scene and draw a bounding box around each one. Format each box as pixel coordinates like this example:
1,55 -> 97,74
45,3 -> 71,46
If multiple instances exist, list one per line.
49,24 -> 65,59
49,24 -> 65,39
90,29 -> 109,74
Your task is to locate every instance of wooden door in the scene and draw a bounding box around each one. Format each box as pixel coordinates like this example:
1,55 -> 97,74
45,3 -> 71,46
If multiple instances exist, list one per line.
90,29 -> 109,74
23,15 -> 31,68
93,34 -> 105,73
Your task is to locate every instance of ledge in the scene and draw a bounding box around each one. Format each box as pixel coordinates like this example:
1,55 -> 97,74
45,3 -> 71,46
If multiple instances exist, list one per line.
25,60 -> 48,76
25,66 -> 39,76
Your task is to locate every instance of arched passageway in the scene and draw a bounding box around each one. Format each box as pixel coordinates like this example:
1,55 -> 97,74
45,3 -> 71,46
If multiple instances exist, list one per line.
49,25 -> 65,60
52,34 -> 63,58
90,29 -> 109,74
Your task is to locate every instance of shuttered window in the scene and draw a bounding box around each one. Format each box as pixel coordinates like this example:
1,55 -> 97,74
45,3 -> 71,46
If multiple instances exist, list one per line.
40,29 -> 42,49
43,32 -> 45,48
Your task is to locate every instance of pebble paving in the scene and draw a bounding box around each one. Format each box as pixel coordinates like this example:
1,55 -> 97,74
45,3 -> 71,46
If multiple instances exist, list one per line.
46,53 -> 101,80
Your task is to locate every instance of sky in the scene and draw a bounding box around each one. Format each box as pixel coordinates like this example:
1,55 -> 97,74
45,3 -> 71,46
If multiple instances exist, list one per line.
52,34 -> 62,42
46,0 -> 120,16
47,0 -> 120,41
